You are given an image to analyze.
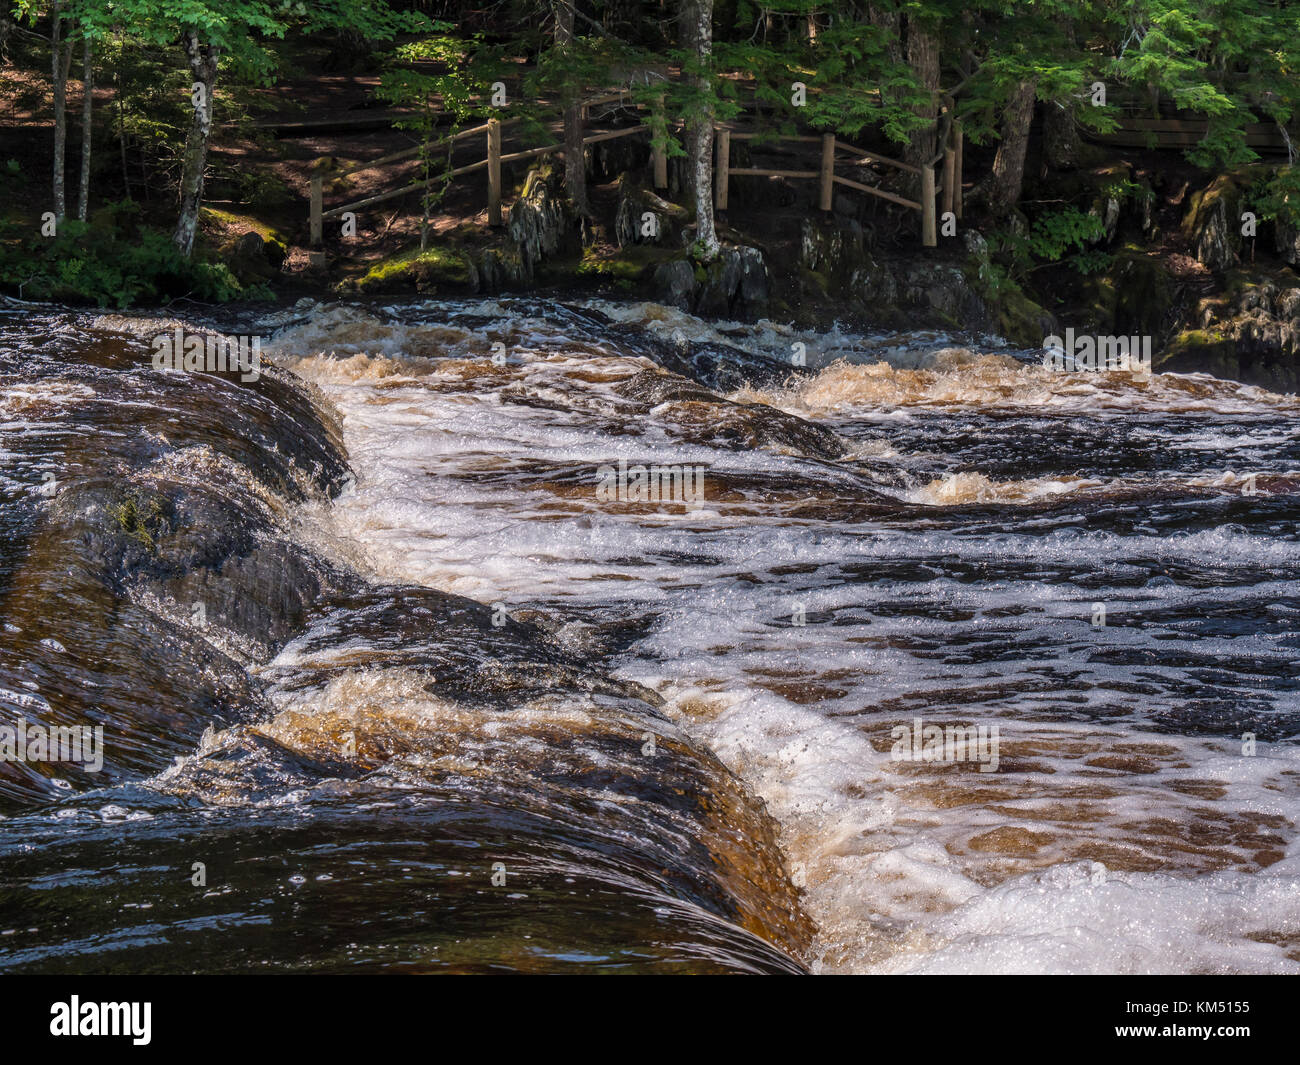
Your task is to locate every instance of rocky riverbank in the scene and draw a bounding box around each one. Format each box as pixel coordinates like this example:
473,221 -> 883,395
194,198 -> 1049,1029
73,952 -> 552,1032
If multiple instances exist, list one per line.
248,143 -> 1300,394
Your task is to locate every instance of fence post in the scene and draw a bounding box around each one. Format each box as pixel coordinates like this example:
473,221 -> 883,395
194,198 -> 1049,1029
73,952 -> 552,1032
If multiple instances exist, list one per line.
819,133 -> 835,212
652,93 -> 668,189
715,127 -> 730,210
487,118 -> 502,227
954,122 -> 964,219
310,168 -> 322,247
921,164 -> 937,246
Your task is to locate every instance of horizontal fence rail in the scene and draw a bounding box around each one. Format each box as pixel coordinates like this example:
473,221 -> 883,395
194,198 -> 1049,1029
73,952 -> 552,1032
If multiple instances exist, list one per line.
307,90 -> 964,249
305,88 -> 1287,252
309,91 -> 665,247
714,122 -> 963,246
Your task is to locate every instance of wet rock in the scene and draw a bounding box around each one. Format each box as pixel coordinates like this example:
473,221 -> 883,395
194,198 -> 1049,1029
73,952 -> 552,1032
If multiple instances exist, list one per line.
649,246 -> 771,317
613,319 -> 794,391
651,258 -> 696,309
616,368 -> 845,458
695,245 -> 769,317
0,324 -> 353,808
797,217 -> 989,331
898,261 -> 989,328
145,582 -> 815,967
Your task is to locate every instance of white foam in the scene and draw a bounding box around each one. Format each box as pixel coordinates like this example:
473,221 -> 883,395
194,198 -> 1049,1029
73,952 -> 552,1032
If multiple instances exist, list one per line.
271,301 -> 1300,973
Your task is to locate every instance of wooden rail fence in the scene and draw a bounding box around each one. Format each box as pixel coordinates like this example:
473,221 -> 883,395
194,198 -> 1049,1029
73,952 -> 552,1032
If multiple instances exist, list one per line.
308,92 -> 963,249
714,120 -> 962,245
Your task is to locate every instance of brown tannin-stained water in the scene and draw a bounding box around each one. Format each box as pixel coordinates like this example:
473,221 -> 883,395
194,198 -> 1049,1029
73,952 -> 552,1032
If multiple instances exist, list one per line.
1,296 -> 1298,973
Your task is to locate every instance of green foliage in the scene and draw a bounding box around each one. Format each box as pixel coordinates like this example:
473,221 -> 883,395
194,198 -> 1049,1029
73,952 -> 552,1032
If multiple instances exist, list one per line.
375,24 -> 505,242
1253,167 -> 1300,230
0,203 -> 269,307
8,0 -> 1300,273
1110,0 -> 1300,168
972,255 -> 1018,303
1026,206 -> 1108,262
987,204 -> 1112,281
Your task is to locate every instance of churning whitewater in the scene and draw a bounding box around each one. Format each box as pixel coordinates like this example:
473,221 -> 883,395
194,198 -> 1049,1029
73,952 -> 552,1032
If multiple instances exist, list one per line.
269,297 -> 1300,974
1,295 -> 1297,974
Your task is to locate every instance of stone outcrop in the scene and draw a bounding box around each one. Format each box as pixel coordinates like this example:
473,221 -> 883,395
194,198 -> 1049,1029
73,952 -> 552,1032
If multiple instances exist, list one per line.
507,166 -> 583,281
614,175 -> 689,248
1159,266 -> 1300,392
796,217 -> 993,333
1181,168 -> 1271,273
650,244 -> 769,317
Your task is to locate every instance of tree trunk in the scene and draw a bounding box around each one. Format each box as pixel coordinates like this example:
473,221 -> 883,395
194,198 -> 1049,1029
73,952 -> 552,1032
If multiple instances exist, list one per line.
868,6 -> 902,65
77,34 -> 92,222
680,0 -> 719,260
116,63 -> 131,199
867,5 -> 904,144
1041,19 -> 1083,174
1042,100 -> 1082,172
986,79 -> 1037,217
49,5 -> 74,222
555,2 -> 589,215
603,0 -> 636,36
903,17 -> 941,173
173,31 -> 220,257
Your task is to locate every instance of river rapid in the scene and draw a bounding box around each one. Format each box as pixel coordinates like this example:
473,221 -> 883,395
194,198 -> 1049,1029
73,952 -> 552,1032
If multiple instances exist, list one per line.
2,295 -> 1298,974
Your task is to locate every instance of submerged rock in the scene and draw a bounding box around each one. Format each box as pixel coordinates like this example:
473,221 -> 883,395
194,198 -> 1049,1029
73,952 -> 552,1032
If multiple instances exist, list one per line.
146,583 -> 814,962
617,368 -> 846,459
0,304 -> 815,973
0,311 -> 353,807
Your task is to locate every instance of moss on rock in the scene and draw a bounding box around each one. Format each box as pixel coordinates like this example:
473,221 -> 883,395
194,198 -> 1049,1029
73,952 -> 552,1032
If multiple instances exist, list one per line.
1157,328 -> 1239,378
1181,166 -> 1272,273
996,286 -> 1056,347
1109,246 -> 1174,337
576,245 -> 679,290
341,246 -> 474,295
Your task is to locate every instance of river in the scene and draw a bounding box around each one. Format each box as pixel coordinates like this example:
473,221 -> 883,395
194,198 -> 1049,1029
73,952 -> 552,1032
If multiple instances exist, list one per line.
1,296 -> 1298,973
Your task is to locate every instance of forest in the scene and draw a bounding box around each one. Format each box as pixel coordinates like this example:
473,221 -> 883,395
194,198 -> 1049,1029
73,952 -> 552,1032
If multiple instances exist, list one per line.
1,1 -> 1299,356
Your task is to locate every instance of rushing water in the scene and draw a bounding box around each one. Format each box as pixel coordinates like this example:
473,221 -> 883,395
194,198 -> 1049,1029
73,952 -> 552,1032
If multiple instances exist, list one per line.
2,295 -> 1298,973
